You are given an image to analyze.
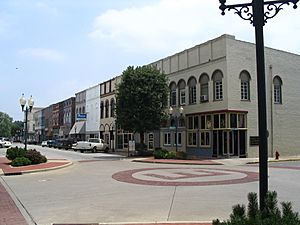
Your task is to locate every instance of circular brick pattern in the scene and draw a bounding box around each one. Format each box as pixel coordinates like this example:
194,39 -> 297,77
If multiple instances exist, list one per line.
112,167 -> 259,186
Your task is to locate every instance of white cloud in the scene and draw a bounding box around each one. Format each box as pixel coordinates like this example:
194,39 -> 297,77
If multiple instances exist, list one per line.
88,0 -> 300,55
88,0 -> 251,53
19,48 -> 65,61
35,2 -> 58,14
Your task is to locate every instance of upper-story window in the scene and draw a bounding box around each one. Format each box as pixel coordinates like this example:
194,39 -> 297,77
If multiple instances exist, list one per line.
105,100 -> 109,118
110,98 -> 115,117
82,106 -> 85,114
169,82 -> 177,106
212,70 -> 223,101
199,73 -> 209,103
100,101 -> 104,119
273,76 -> 282,104
188,76 -> 197,104
240,70 -> 251,101
178,79 -> 186,106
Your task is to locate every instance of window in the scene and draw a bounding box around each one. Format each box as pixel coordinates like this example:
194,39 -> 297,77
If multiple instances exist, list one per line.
200,132 -> 210,147
188,77 -> 197,104
100,101 -> 104,119
240,71 -> 251,100
187,132 -> 197,146
164,133 -> 171,145
178,80 -> 186,105
212,70 -> 223,101
169,82 -> 177,106
110,98 -> 115,117
200,115 -> 212,129
199,73 -> 209,102
273,76 -> 282,104
105,100 -> 109,118
175,132 -> 182,146
187,116 -> 198,129
82,106 -> 85,114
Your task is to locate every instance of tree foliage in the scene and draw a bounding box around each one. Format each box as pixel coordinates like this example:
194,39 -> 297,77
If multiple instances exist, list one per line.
0,111 -> 13,137
116,65 -> 168,144
11,120 -> 24,137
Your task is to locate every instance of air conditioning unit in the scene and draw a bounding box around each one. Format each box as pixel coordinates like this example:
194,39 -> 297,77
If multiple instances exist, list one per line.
200,95 -> 208,102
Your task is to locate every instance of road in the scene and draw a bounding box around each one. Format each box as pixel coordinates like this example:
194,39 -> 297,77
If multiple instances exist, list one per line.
9,143 -> 125,162
1,145 -> 300,225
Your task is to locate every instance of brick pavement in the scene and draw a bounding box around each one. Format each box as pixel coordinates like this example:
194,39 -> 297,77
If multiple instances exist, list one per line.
0,179 -> 28,225
132,157 -> 223,165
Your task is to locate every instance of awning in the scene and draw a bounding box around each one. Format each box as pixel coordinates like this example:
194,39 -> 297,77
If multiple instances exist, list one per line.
69,121 -> 86,135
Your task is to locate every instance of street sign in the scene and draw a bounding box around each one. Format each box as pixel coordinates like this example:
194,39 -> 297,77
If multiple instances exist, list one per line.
76,113 -> 87,121
169,126 -> 176,130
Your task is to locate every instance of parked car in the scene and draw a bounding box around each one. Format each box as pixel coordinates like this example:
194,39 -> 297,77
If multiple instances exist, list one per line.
4,140 -> 12,148
0,139 -> 5,148
72,138 -> 109,153
0,137 -> 11,148
47,140 -> 57,148
41,141 -> 48,147
56,139 -> 75,150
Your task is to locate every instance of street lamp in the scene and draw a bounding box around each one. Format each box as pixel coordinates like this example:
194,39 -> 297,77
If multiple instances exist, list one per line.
219,0 -> 298,210
169,106 -> 184,152
19,94 -> 34,151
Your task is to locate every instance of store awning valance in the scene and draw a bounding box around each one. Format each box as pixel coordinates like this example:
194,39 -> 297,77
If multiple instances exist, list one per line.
69,121 -> 86,135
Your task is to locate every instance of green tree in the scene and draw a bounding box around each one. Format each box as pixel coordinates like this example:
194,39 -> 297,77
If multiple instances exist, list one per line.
0,112 -> 13,137
116,65 -> 169,145
11,121 -> 24,137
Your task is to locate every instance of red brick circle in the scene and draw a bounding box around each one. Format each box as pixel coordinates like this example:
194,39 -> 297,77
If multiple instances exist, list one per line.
112,167 -> 259,186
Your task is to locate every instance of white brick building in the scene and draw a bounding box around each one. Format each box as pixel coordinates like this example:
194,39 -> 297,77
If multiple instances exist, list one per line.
149,34 -> 300,158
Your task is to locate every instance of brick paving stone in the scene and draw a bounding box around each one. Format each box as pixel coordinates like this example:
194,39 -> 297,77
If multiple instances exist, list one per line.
0,180 -> 28,225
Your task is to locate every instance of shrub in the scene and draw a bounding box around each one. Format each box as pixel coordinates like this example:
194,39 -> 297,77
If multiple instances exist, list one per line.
26,149 -> 47,164
153,148 -> 169,159
6,147 -> 27,160
11,157 -> 32,167
166,151 -> 176,159
212,191 -> 300,225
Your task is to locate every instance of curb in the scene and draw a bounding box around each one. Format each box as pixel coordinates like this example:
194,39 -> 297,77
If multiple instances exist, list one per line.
20,161 -> 73,175
3,160 -> 73,176
246,158 -> 300,164
132,159 -> 223,166
52,222 -> 213,225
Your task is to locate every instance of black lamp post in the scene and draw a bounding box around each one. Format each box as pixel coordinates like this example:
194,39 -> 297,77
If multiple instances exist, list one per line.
169,106 -> 184,152
219,0 -> 298,210
19,94 -> 34,151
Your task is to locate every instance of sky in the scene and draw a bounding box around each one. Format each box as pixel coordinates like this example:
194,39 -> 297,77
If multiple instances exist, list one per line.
0,0 -> 299,121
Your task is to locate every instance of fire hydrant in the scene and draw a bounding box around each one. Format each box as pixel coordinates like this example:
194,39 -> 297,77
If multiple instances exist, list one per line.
275,151 -> 280,160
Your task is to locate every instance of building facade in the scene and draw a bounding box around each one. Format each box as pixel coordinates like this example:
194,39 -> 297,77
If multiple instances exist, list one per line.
148,34 -> 300,158
59,97 -> 75,138
85,84 -> 100,139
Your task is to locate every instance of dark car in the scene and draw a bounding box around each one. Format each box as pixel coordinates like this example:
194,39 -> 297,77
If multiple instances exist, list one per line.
47,140 -> 57,148
56,139 -> 75,150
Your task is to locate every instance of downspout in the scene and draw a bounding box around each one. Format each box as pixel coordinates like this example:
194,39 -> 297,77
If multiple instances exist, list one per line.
269,65 -> 274,157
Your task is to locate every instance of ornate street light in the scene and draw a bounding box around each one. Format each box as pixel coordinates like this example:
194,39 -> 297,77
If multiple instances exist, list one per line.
19,94 -> 34,151
219,0 -> 298,210
169,106 -> 184,152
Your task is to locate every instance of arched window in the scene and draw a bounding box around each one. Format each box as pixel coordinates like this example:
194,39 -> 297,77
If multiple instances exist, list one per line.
79,107 -> 82,114
199,73 -> 209,102
82,106 -> 85,114
100,101 -> 104,119
273,76 -> 282,104
105,100 -> 109,118
188,76 -> 197,104
110,98 -> 115,117
212,70 -> 223,101
240,70 -> 251,100
177,79 -> 186,105
169,82 -> 177,106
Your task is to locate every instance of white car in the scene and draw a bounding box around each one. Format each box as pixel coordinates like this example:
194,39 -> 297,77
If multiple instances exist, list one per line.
41,141 -> 48,147
0,139 -> 5,148
4,141 -> 12,148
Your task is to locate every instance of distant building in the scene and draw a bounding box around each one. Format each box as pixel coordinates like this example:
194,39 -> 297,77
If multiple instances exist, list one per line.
59,97 -> 75,138
85,84 -> 101,139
